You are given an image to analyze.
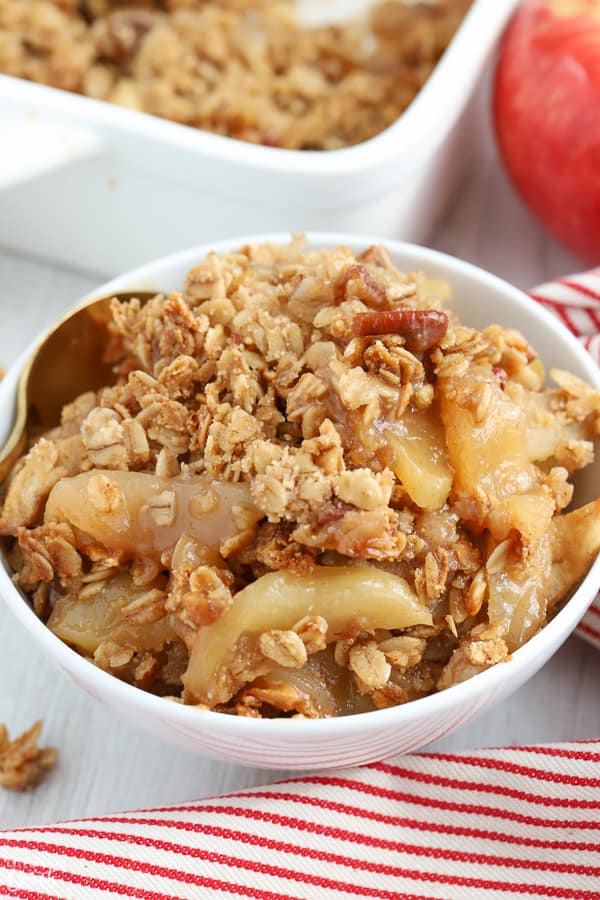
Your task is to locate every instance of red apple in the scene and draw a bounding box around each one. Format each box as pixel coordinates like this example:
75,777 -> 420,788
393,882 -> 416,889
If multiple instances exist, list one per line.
493,0 -> 600,263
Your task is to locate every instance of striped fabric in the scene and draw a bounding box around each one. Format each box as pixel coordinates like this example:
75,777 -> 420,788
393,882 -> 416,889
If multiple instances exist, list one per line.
1,271 -> 599,899
529,270 -> 600,650
530,272 -> 600,369
0,742 -> 599,899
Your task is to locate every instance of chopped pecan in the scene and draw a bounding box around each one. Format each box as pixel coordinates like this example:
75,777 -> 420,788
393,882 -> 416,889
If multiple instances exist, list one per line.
337,264 -> 388,308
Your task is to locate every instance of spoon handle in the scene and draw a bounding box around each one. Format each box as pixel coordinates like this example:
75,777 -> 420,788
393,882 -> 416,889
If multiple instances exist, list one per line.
0,428 -> 27,484
0,364 -> 30,483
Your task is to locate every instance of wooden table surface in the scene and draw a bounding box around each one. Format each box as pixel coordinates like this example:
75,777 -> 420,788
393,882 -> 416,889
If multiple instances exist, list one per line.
1,131 -> 599,830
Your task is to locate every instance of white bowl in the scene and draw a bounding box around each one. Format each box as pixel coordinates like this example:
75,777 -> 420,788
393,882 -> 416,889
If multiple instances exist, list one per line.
0,0 -> 520,275
1,233 -> 599,770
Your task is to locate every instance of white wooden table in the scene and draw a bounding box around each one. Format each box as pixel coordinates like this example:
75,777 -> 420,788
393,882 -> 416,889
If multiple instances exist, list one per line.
1,131 -> 599,830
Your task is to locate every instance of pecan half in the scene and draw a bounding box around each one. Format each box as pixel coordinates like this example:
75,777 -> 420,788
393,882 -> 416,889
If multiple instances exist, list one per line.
352,308 -> 448,353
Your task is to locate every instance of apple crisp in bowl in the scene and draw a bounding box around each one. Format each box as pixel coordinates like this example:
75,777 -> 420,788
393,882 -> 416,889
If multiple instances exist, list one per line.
1,237 -> 600,730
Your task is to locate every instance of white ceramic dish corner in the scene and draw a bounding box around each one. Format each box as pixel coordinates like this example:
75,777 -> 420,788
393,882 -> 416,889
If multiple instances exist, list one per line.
0,0 -> 520,275
1,233 -> 599,770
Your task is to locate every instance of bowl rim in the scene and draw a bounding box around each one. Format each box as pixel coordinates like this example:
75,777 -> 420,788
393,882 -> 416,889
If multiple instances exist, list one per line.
1,231 -> 599,742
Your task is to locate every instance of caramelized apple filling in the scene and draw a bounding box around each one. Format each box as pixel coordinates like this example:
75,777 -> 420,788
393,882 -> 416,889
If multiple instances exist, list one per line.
45,470 -> 258,563
2,238 -> 600,718
183,566 -> 433,706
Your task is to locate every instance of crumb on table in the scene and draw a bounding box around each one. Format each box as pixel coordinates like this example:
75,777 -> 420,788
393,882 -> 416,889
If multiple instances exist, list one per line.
0,721 -> 58,792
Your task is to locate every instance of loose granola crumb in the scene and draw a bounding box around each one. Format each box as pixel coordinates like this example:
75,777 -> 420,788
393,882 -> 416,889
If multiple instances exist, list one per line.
379,635 -> 426,670
348,641 -> 391,691
334,639 -> 354,668
0,721 -> 58,792
86,473 -> 128,522
189,490 -> 219,517
123,418 -> 151,467
293,616 -> 328,654
464,568 -> 487,617
182,565 -> 232,626
466,635 -> 509,668
143,490 -> 177,527
94,641 -> 135,670
445,614 -> 458,638
122,587 -> 166,625
259,630 -> 308,669
82,407 -> 127,469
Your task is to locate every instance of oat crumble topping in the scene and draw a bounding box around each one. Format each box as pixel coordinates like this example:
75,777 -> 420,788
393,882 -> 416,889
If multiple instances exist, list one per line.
1,236 -> 600,719
0,721 -> 58,791
0,0 -> 470,150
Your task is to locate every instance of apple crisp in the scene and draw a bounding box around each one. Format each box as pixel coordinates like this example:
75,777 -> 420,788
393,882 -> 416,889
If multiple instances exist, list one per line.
2,237 -> 600,718
0,0 -> 470,150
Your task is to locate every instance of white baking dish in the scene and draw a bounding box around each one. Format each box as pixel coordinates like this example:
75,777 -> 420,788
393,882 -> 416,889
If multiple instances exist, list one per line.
0,0 -> 519,275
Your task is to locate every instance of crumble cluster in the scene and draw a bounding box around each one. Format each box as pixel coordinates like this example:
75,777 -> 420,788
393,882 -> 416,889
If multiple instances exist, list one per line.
0,721 -> 57,792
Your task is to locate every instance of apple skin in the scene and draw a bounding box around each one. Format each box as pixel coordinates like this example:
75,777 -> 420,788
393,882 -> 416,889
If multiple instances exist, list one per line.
493,0 -> 600,263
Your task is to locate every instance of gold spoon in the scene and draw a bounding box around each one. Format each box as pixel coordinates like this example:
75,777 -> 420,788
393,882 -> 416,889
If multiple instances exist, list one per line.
0,291 -> 156,483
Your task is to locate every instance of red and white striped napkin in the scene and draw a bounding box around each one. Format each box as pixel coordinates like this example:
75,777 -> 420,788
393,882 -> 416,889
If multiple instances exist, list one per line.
0,742 -> 599,899
1,270 -> 599,900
